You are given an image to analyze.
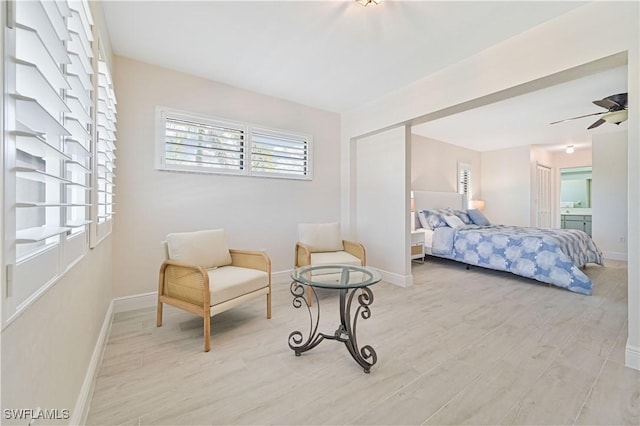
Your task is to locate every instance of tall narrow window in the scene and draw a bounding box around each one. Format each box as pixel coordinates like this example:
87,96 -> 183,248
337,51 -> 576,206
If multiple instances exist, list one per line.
91,47 -> 118,246
458,162 -> 472,201
3,0 -> 97,324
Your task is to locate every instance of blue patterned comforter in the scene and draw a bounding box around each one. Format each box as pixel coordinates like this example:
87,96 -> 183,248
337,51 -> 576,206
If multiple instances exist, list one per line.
431,225 -> 603,295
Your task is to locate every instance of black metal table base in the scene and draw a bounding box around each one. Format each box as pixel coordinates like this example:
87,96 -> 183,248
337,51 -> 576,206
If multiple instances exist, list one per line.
288,282 -> 377,373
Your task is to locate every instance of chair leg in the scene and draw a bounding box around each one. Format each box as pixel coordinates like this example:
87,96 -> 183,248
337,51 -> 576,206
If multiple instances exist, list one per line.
204,316 -> 211,352
156,301 -> 163,327
306,286 -> 313,307
267,291 -> 272,319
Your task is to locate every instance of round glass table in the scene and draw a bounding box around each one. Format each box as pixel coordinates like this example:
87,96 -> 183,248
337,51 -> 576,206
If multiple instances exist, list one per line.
288,264 -> 382,373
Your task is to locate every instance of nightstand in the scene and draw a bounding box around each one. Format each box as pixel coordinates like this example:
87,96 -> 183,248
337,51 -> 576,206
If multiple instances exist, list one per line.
411,230 -> 425,263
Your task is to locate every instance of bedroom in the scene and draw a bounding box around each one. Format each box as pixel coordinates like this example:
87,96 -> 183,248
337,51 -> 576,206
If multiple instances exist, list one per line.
1,1 -> 638,425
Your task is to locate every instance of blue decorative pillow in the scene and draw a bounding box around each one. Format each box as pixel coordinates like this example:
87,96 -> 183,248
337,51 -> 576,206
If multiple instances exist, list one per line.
452,209 -> 472,225
418,209 -> 450,230
468,209 -> 491,226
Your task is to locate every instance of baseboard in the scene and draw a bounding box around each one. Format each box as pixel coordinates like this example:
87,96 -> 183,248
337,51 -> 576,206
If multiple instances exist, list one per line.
625,344 -> 640,371
374,267 -> 413,287
71,299 -> 114,426
113,291 -> 157,313
603,251 -> 628,261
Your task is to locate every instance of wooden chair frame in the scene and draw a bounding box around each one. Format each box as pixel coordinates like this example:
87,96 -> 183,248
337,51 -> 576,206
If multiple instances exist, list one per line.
157,249 -> 272,352
294,240 -> 366,305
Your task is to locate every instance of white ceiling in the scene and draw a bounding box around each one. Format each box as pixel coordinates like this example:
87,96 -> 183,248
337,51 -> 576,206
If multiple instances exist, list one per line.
101,1 -> 629,151
412,65 -> 629,152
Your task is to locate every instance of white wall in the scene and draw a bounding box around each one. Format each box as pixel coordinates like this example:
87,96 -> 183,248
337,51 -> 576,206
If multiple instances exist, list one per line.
480,146 -> 531,226
592,131 -> 628,260
356,126 -> 411,286
1,3 -> 115,423
341,2 -> 639,369
411,134 -> 482,199
1,242 -> 113,425
112,56 -> 342,297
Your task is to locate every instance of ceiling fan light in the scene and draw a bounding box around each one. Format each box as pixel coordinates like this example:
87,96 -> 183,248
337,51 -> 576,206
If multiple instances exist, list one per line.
603,109 -> 628,125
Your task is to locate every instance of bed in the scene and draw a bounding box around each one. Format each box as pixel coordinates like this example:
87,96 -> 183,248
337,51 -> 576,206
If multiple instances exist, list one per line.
413,191 -> 603,295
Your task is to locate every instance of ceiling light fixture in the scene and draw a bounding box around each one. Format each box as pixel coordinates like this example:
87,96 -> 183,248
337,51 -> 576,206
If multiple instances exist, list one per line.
356,0 -> 382,6
602,109 -> 628,125
566,145 -> 575,154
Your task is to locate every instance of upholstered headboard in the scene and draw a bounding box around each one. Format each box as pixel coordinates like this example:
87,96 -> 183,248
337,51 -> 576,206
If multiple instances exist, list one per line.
413,190 -> 465,211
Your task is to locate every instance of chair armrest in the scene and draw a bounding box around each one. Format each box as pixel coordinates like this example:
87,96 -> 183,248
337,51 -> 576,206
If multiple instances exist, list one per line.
158,260 -> 210,308
343,240 -> 366,265
295,242 -> 312,267
229,249 -> 271,274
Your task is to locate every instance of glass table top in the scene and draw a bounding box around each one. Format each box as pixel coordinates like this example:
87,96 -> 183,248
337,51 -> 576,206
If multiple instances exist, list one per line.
291,264 -> 382,289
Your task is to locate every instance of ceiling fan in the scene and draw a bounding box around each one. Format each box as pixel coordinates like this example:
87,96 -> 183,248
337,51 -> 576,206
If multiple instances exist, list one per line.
551,93 -> 628,129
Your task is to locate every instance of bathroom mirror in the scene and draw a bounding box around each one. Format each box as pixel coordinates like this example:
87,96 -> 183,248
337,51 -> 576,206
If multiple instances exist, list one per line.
560,166 -> 592,209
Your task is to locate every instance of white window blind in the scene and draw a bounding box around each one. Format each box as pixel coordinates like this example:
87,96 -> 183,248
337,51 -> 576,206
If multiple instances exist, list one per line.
3,0 -> 96,324
458,162 -> 472,200
92,49 -> 118,246
251,128 -> 311,179
156,108 -> 312,180
65,1 -> 93,241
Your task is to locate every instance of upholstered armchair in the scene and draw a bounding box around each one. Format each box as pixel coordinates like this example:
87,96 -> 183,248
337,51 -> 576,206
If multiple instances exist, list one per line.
294,222 -> 366,305
157,229 -> 271,352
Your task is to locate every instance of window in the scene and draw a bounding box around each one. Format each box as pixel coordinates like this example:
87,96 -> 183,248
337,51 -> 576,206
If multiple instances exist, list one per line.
251,127 -> 311,179
458,162 -> 472,201
3,0 -> 105,324
91,47 -> 118,246
156,108 -> 312,180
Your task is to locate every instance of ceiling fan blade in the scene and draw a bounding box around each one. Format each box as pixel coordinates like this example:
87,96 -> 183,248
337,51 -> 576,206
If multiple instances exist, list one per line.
587,118 -> 606,129
593,99 -> 619,110
550,111 -> 606,125
593,93 -> 627,110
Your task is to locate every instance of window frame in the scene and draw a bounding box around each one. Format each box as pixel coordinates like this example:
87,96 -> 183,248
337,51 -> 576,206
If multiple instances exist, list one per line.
2,0 -> 110,326
155,107 -> 313,181
457,162 -> 472,201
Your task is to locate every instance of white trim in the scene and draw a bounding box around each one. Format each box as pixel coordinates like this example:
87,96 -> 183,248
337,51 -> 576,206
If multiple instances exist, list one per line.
625,343 -> 640,371
374,267 -> 413,287
603,251 -> 628,261
72,299 -> 114,426
112,291 -> 157,313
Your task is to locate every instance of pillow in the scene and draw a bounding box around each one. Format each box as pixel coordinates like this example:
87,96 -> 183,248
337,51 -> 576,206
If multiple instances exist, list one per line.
444,215 -> 465,229
452,209 -> 472,225
468,209 -> 491,226
417,210 -> 429,229
418,209 -> 450,230
166,229 -> 232,269
298,222 -> 344,252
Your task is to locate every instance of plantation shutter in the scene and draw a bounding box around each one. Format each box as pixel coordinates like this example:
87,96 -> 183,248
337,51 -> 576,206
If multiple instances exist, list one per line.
250,128 -> 311,179
161,113 -> 246,173
4,0 -> 96,323
92,50 -> 118,245
458,163 -> 472,200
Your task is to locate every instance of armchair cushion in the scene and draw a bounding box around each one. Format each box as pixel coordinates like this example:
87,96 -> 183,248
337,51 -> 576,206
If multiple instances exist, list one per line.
310,251 -> 361,266
207,266 -> 269,306
167,229 -> 232,269
298,222 -> 344,252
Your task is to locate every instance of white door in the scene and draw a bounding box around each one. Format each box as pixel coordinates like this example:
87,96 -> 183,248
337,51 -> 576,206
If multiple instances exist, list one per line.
536,164 -> 552,228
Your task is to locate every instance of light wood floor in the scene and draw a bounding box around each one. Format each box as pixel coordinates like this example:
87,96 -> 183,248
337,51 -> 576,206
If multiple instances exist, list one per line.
87,258 -> 639,425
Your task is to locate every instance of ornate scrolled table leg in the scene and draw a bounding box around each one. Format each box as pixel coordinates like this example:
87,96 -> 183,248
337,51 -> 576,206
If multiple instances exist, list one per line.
340,286 -> 377,373
288,281 -> 324,356
288,280 -> 377,373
